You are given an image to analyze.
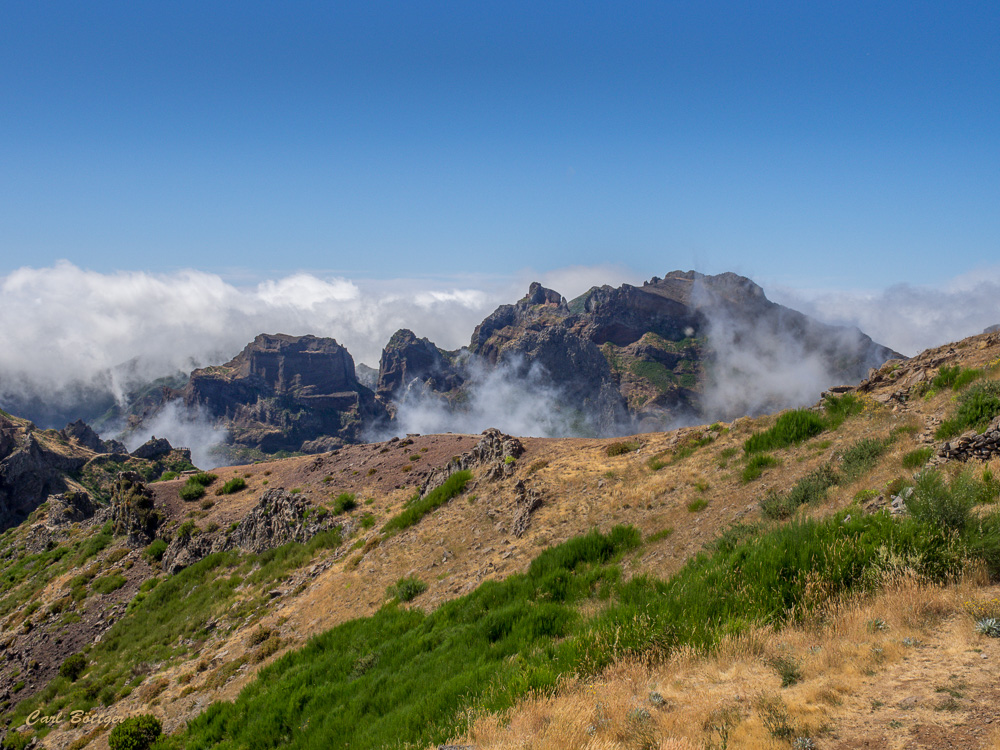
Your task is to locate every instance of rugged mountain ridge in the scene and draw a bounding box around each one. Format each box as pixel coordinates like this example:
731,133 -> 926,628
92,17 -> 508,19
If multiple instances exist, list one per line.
174,333 -> 386,454
2,329 -> 998,750
123,271 -> 901,455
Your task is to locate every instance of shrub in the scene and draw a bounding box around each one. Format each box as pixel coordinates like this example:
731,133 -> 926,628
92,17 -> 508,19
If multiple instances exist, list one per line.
936,381 -> 1000,439
157,471 -> 179,482
59,653 -> 87,681
383,471 -> 472,533
216,477 -> 246,495
645,527 -> 674,544
179,481 -> 206,502
687,498 -> 708,512
606,440 -> 640,457
388,576 -> 427,602
744,410 -> 826,454
191,472 -> 218,486
840,436 -> 894,481
902,447 -> 933,469
742,454 -> 780,483
144,539 -> 168,562
108,714 -> 162,750
823,393 -> 863,428
333,493 -> 357,515
905,469 -> 977,533
760,464 -> 838,520
91,574 -> 127,595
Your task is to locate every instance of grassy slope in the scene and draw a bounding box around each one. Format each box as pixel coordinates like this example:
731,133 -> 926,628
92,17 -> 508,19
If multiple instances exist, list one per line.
3,331 -> 1000,749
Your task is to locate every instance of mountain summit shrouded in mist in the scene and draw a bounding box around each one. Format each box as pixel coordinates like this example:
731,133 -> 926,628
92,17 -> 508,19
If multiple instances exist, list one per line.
79,271 -> 903,463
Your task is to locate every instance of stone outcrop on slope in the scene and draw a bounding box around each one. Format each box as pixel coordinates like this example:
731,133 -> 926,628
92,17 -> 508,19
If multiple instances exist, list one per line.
0,413 -> 88,532
160,487 -> 341,574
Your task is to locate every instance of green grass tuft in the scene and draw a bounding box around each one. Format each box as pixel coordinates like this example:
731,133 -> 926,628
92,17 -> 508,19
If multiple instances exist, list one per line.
744,410 -> 826,454
742,453 -> 780,483
382,471 -> 473,533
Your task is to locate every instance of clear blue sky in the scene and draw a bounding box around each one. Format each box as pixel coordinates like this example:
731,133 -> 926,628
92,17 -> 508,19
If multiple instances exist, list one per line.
2,1 -> 998,288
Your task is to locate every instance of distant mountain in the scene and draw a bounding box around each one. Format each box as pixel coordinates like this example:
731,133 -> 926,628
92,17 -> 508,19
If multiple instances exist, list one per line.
378,270 -> 902,432
125,271 -> 901,454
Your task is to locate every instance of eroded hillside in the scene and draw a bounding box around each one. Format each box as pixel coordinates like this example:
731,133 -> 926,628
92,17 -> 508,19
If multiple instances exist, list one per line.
1,331 -> 1000,749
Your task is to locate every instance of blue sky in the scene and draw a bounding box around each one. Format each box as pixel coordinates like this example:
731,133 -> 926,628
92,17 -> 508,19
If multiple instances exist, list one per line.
2,1 -> 998,289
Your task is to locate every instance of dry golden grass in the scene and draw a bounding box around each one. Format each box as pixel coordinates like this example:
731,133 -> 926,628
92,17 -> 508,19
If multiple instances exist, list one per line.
455,575 -> 1000,750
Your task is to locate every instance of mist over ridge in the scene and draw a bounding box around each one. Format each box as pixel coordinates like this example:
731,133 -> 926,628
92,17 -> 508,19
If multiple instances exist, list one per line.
2,262 -> 999,467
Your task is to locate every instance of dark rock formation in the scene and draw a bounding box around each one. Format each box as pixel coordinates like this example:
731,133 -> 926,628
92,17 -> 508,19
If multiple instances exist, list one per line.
109,472 -> 162,546
45,490 -> 95,528
130,436 -> 173,460
160,487 -> 339,574
420,428 -> 525,496
376,329 -> 465,403
0,414 -> 86,532
177,333 -> 387,453
384,272 -> 902,433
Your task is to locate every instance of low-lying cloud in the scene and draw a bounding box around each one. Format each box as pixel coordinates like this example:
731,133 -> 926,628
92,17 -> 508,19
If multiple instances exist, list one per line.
769,268 -> 1000,358
2,261 -> 998,460
372,357 -> 594,440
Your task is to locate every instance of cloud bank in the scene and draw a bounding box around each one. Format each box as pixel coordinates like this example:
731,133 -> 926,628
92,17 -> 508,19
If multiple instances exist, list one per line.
2,261 -> 998,461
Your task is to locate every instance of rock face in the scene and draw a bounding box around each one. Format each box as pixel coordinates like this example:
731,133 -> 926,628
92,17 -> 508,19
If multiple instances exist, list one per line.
130,436 -> 173,460
109,471 -> 162,546
45,490 -> 95,528
161,488 -> 339,574
178,334 -> 388,453
0,414 -> 86,532
381,272 -> 902,433
376,329 -> 465,403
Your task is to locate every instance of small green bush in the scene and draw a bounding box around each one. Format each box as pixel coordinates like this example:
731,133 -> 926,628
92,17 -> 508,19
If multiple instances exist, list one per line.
157,471 -> 179,482
687,498 -> 708,512
936,381 -> 1000,439
902,447 -> 933,469
742,454 -> 780,483
333,493 -> 357,514
840,436 -> 894,481
606,440 -> 640,457
179,481 -> 206,502
744,410 -> 826,454
217,477 -> 246,495
108,714 -> 162,750
191,472 -> 218,486
760,464 -> 838,519
388,576 -> 427,602
91,573 -> 127,595
59,653 -> 87,681
905,469 -> 978,533
144,539 -> 168,562
383,471 -> 472,533
823,393 -> 863,428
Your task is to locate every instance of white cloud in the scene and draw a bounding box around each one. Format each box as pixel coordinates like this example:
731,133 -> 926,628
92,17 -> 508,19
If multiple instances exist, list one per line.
769,266 -> 1000,357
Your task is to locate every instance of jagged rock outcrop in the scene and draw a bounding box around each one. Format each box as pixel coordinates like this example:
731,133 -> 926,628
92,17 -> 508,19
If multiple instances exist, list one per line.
376,329 -> 465,403
388,272 -> 902,432
110,472 -> 162,546
173,333 -> 387,454
420,428 -> 525,496
0,415 -> 85,532
130,436 -> 173,460
60,419 -> 127,455
160,487 -> 339,575
44,490 -> 95,528
511,479 -> 543,538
